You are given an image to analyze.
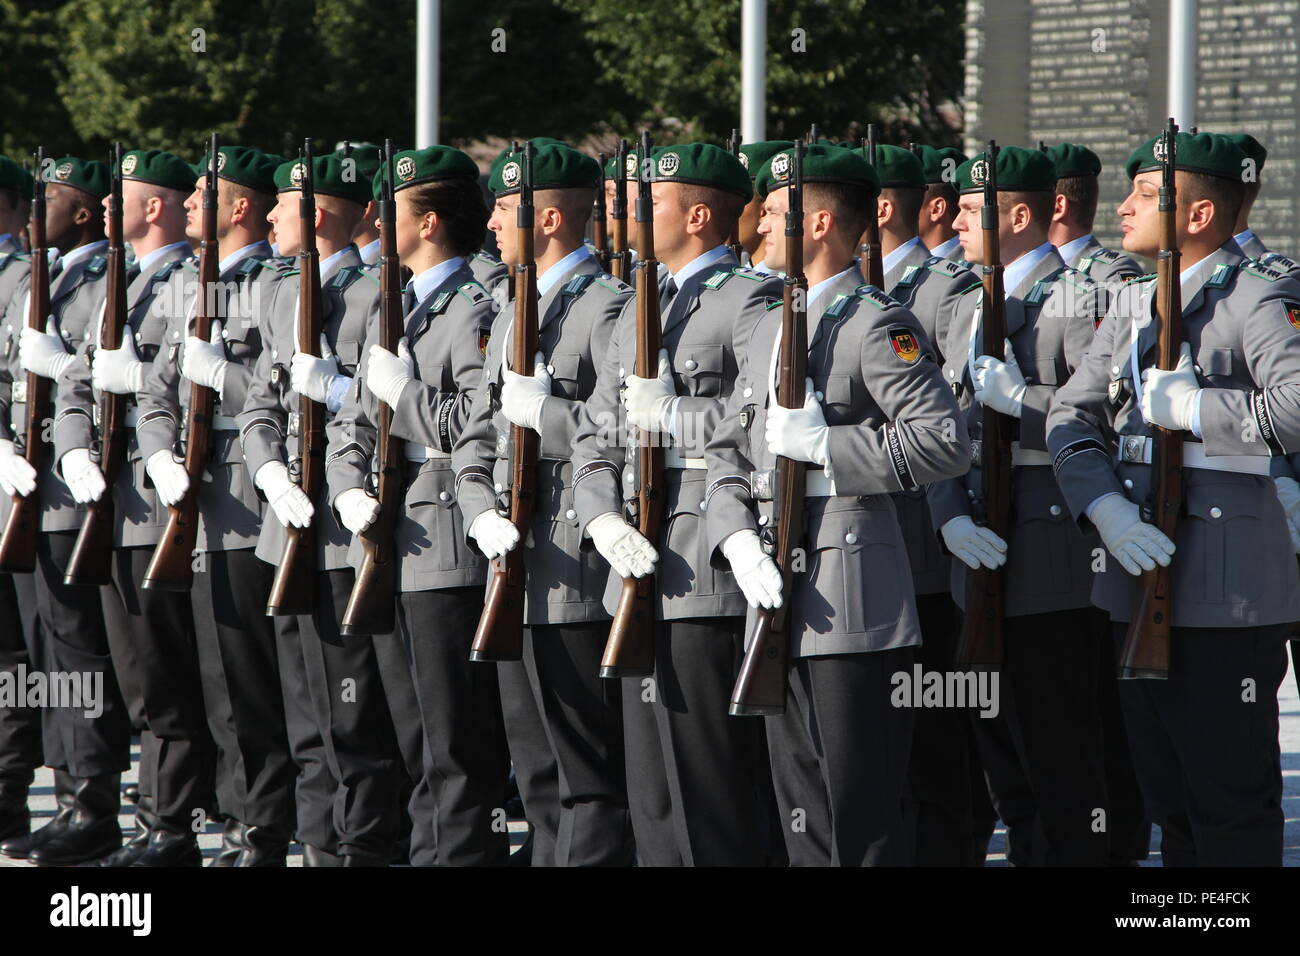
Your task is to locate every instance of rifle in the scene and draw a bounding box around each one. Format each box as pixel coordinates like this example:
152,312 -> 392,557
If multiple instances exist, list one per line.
860,124 -> 884,287
0,147 -> 51,573
64,143 -> 129,586
266,140 -> 325,616
600,130 -> 663,679
953,141 -> 1010,669
726,128 -> 744,262
609,139 -> 630,282
340,141 -> 405,636
730,140 -> 809,715
1119,119 -> 1181,680
471,142 -> 540,662
593,153 -> 610,272
143,134 -> 221,591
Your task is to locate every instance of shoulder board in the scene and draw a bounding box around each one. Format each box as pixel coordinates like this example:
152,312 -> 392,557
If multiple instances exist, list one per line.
181,260 -> 200,274
279,268 -> 302,278
1078,248 -> 1122,277
236,257 -> 264,279
1260,251 -> 1300,273
1205,261 -> 1237,288
327,266 -> 364,291
1124,273 -> 1155,285
1243,259 -> 1285,283
473,251 -> 500,266
455,280 -> 489,305
923,255 -> 964,277
592,275 -> 632,295
854,284 -> 895,309
701,267 -> 733,290
85,255 -> 107,277
154,259 -> 181,283
824,292 -> 853,319
561,273 -> 597,297
429,290 -> 454,315
897,264 -> 923,287
958,280 -> 982,296
764,296 -> 783,311
1051,266 -> 1096,293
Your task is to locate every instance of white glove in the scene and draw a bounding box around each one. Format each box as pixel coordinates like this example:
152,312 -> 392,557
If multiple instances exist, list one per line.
365,337 -> 415,409
721,529 -> 783,609
335,486 -> 380,535
181,319 -> 230,393
623,349 -> 677,433
291,333 -> 344,404
254,460 -> 314,529
500,351 -> 552,431
587,511 -> 658,579
1089,492 -> 1175,576
469,510 -> 521,560
1140,342 -> 1201,433
19,321 -> 75,381
940,515 -> 1008,571
91,333 -> 145,395
145,450 -> 190,507
0,439 -> 37,498
60,448 -> 106,504
972,342 -> 1026,418
765,378 -> 830,467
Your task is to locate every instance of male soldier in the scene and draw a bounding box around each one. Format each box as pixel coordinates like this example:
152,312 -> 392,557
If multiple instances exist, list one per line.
928,146 -> 1112,866
1045,143 -> 1144,290
736,141 -> 793,273
601,147 -> 642,271
913,144 -> 967,263
1048,131 -> 1300,866
454,142 -> 633,866
336,143 -> 383,265
570,143 -> 784,866
134,145 -> 308,866
50,149 -> 211,867
869,143 -> 984,865
326,145 -> 509,865
705,144 -> 970,865
0,157 -> 130,866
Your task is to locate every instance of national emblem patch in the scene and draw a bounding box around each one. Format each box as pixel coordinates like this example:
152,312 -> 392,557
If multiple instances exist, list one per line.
888,326 -> 920,363
1285,301 -> 1300,331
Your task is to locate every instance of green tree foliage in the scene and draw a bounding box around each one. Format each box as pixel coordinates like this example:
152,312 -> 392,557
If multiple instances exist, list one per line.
0,0 -> 81,160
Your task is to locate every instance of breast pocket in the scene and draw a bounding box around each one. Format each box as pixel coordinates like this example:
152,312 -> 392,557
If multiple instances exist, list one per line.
1008,480 -> 1075,594
1030,357 -> 1062,387
805,503 -> 905,635
811,373 -> 853,422
333,340 -> 362,376
1184,480 -> 1266,606
675,344 -> 725,398
403,462 -> 463,570
416,362 -> 448,390
547,352 -> 582,401
1196,347 -> 1233,385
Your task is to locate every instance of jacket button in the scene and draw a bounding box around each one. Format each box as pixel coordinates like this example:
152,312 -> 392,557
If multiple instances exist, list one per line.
743,387 -> 753,398
758,514 -> 769,526
1049,504 -> 1061,516
272,348 -> 278,359
565,508 -> 577,520
1210,506 -> 1222,519
844,532 -> 858,544
1123,478 -> 1133,489
546,364 -> 555,375
684,358 -> 697,371
624,470 -> 634,484
699,499 -> 707,511
947,368 -> 956,379
494,483 -> 503,494
814,390 -> 824,401
438,491 -> 450,502
1111,365 -> 1120,375
619,366 -> 625,377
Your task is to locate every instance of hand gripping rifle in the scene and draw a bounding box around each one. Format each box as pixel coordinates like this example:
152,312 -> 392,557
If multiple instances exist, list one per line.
1119,119 -> 1181,680
609,139 -> 630,283
600,130 -> 663,679
65,143 -> 130,585
0,147 -> 51,572
860,124 -> 884,287
470,142 -> 541,662
730,139 -> 809,716
267,140 -> 325,615
953,141 -> 1010,669
593,153 -> 610,272
341,141 -> 405,636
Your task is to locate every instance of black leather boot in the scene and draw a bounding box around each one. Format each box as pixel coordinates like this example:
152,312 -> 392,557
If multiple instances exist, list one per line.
132,827 -> 202,867
209,819 -> 246,867
341,848 -> 389,867
302,844 -> 343,867
88,794 -> 156,866
233,825 -> 289,867
0,775 -> 32,843
29,773 -> 123,866
1,769 -> 76,859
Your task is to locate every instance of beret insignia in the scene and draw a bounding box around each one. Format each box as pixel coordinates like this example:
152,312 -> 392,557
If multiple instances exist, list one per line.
396,156 -> 416,182
970,159 -> 989,186
657,152 -> 680,177
501,161 -> 521,189
1153,139 -> 1168,162
120,154 -> 138,176
289,162 -> 306,186
625,152 -> 638,178
55,162 -> 72,181
888,326 -> 921,363
216,152 -> 227,172
771,152 -> 791,181
738,152 -> 750,170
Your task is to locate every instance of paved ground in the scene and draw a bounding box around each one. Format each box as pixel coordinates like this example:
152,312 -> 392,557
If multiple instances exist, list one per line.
3,653 -> 1296,867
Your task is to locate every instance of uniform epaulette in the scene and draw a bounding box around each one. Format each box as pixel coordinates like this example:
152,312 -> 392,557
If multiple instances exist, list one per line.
592,275 -> 632,294
764,297 -> 783,310
1053,266 -> 1097,292
1205,262 -> 1236,288
896,264 -> 923,287
1124,273 -> 1156,285
472,251 -> 500,266
455,280 -> 489,304
154,259 -> 182,283
561,273 -> 597,297
853,283 -> 895,310
1243,259 -> 1286,283
923,255 -> 966,278
1260,251 -> 1300,273
824,292 -> 853,318
1077,248 -> 1123,276
85,255 -> 107,277
701,265 -> 766,291
327,266 -> 365,291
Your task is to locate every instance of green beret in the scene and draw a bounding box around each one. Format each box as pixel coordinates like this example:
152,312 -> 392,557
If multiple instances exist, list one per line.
274,155 -> 371,205
649,143 -> 751,201
390,145 -> 478,193
738,141 -> 794,182
1219,132 -> 1266,173
119,149 -> 195,193
870,144 -> 925,189
45,157 -> 111,199
755,144 -> 880,200
488,143 -> 599,196
1124,130 -> 1248,182
335,143 -> 382,182
487,138 -> 570,191
1045,142 -> 1102,179
956,146 -> 1056,193
603,148 -> 643,181
198,146 -> 280,195
912,144 -> 967,185
0,155 -> 26,194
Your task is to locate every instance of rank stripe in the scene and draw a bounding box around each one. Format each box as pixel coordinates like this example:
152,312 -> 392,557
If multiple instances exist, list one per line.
884,421 -> 917,491
573,459 -> 618,485
1253,388 -> 1286,455
1052,437 -> 1109,474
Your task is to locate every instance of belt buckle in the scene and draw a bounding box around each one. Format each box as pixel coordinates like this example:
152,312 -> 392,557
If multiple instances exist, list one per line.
1122,435 -> 1145,463
751,468 -> 775,501
12,381 -> 26,404
288,412 -> 300,438
494,428 -> 509,461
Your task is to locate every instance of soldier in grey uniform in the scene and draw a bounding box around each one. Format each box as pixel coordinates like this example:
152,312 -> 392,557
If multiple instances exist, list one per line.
736,141 -> 793,273
705,144 -> 970,865
1220,132 -> 1270,261
51,149 -> 211,867
1045,143 -> 1144,291
913,144 -> 968,264
336,143 -> 383,267
134,145 -> 306,866
455,142 -> 633,866
326,145 -> 509,866
1048,131 -> 1300,866
0,157 -> 131,866
928,146 -> 1113,866
570,143 -> 784,866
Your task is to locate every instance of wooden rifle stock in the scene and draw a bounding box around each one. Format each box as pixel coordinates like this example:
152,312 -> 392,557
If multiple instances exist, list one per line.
0,147 -> 51,573
861,126 -> 884,288
955,141 -> 1009,670
730,140 -> 809,716
609,139 -> 630,282
341,141 -> 404,636
1120,120 -> 1182,680
472,141 -> 540,663
601,131 -> 663,679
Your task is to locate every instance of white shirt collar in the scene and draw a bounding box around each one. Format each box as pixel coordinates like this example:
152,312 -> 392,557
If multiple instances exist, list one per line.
320,244 -> 355,282
219,240 -> 270,274
1056,233 -> 1094,266
930,235 -> 962,259
1002,241 -> 1056,300
409,256 -> 466,304
1178,253 -> 1216,292
807,265 -> 860,313
882,236 -> 924,276
137,241 -> 191,274
1233,227 -> 1257,249
360,238 -> 380,259
57,239 -> 108,270
751,259 -> 776,275
537,245 -> 595,297
0,233 -> 13,248
668,244 -> 729,288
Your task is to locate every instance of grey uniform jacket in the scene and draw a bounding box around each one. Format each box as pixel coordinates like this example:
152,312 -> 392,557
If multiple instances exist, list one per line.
704,268 -> 971,657
135,241 -> 293,552
928,247 -> 1106,616
570,250 -> 783,621
1063,235 -> 1144,289
1236,231 -> 1268,260
0,244 -> 34,528
1047,243 -> 1300,628
52,244 -> 193,547
454,254 -> 630,624
325,258 -> 493,593
1,244 -> 109,532
469,250 -> 508,295
885,241 -> 981,594
239,245 -> 378,570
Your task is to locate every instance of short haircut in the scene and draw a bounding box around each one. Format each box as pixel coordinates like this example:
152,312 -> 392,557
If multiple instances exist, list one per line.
406,178 -> 488,257
0,187 -> 19,212
1242,179 -> 1262,208
923,182 -> 959,223
998,189 -> 1054,226
804,181 -> 872,246
535,186 -> 594,240
881,187 -> 924,231
677,184 -> 746,243
224,181 -> 274,222
1055,175 -> 1098,228
1181,171 -> 1246,232
317,193 -> 366,234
